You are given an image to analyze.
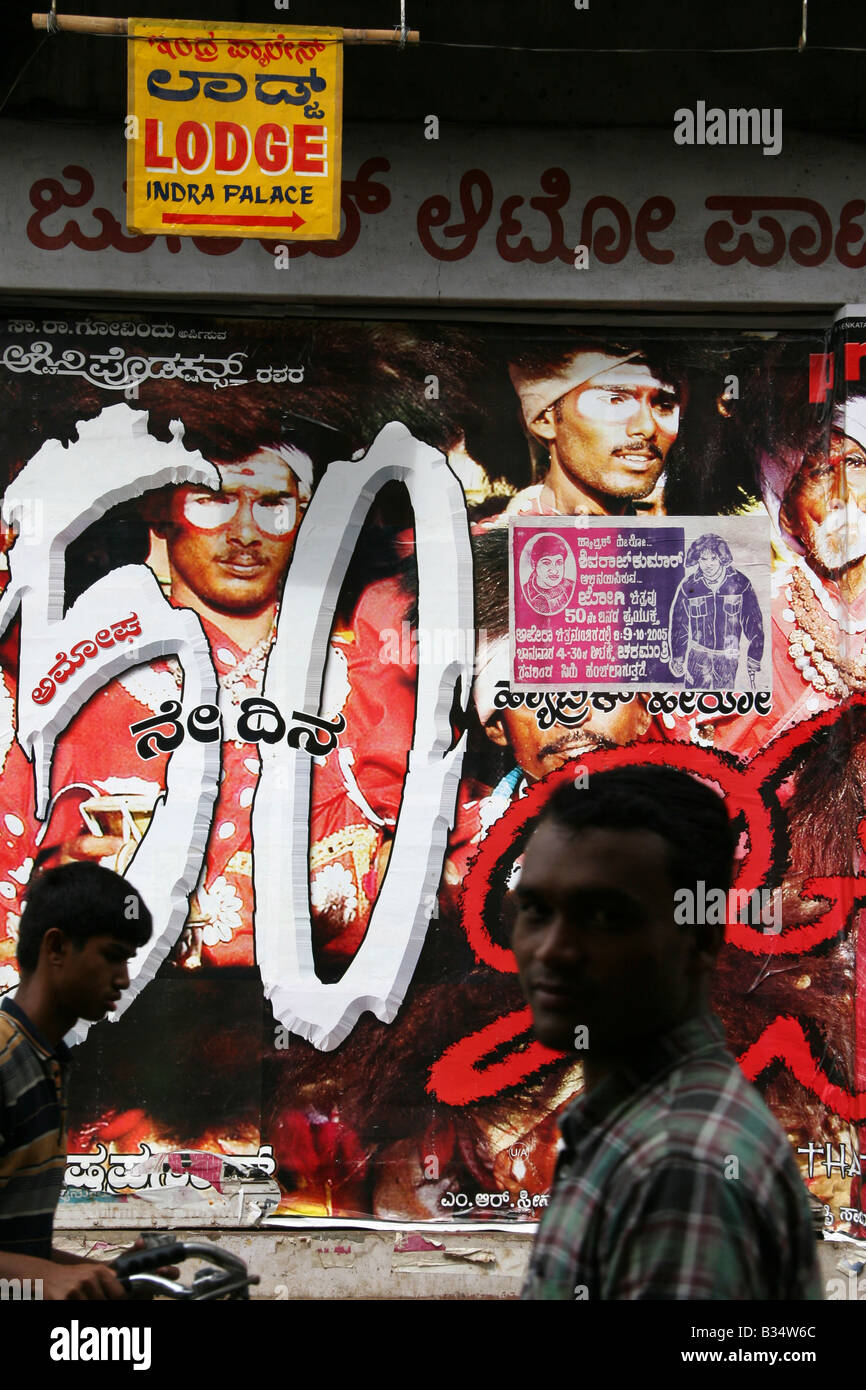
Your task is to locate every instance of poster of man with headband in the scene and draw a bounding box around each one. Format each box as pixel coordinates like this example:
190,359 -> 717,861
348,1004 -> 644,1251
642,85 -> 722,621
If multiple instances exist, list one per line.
0,310 -> 862,1236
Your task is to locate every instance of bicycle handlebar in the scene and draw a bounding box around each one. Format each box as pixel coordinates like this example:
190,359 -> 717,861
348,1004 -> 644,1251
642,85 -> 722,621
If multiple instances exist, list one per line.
113,1239 -> 260,1300
113,1242 -> 187,1280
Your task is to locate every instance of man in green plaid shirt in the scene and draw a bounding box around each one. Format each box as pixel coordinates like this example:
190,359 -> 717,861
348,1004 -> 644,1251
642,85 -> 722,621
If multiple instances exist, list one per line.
513,765 -> 822,1301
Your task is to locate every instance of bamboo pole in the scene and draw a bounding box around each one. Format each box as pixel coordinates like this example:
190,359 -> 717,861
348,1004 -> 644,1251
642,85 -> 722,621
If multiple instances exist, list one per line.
343,29 -> 419,44
32,14 -> 420,43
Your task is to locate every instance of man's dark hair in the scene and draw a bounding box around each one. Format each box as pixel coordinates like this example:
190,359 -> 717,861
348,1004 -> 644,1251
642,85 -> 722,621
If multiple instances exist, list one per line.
508,336 -> 652,384
540,765 -> 736,899
16,863 -> 152,973
472,530 -> 509,641
686,533 -> 733,568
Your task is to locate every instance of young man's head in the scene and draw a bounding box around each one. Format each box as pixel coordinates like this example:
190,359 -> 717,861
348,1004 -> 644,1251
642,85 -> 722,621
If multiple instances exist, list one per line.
509,338 -> 684,511
511,766 -> 735,1056
16,863 -> 152,1024
686,533 -> 732,584
142,384 -> 355,624
486,699 -> 651,782
152,448 -> 309,621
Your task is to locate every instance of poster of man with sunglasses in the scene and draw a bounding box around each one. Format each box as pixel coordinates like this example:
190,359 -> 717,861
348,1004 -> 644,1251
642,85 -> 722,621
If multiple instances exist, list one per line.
0,315 -> 861,1238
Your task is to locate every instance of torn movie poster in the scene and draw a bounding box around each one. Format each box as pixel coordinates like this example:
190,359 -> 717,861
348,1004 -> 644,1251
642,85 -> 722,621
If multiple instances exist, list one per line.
0,312 -> 862,1236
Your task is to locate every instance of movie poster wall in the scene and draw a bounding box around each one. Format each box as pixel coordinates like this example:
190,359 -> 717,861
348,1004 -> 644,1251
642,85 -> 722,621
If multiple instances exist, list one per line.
0,311 -> 862,1235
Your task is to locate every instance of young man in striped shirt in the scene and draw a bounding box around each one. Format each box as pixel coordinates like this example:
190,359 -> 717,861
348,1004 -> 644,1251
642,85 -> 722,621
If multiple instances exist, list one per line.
0,862 -> 151,1299
513,765 -> 821,1300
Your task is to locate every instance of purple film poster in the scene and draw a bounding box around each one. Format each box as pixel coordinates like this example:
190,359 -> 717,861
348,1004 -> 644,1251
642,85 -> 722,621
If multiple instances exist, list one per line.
509,515 -> 771,693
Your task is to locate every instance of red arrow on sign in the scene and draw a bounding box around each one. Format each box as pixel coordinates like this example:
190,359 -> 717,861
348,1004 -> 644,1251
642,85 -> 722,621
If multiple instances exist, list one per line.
160,213 -> 307,228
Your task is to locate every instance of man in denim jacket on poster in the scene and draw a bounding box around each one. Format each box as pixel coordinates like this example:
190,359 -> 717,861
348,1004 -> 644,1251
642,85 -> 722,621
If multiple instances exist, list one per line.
668,534 -> 764,690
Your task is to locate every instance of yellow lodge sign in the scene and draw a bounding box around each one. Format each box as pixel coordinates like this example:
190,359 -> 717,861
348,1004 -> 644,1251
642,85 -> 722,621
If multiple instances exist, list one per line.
127,19 -> 343,239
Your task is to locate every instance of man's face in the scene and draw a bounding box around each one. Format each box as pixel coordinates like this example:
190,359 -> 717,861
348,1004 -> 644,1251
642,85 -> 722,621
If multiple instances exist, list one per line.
162,449 -> 306,617
56,932 -> 136,1023
782,429 -> 866,575
536,362 -> 681,503
698,547 -> 723,582
512,823 -> 702,1053
535,553 -> 565,589
487,697 -> 650,782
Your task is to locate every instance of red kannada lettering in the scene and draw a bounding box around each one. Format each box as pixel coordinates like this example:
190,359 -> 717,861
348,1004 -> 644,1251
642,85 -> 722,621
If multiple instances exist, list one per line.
704,196 -> 833,269
27,159 -> 391,260
32,614 -> 142,705
144,34 -> 327,67
24,164 -> 862,281
417,167 -> 675,266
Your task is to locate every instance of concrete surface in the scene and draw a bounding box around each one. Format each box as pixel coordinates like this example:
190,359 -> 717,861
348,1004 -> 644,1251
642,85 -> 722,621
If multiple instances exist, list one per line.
53,1227 -> 862,1300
